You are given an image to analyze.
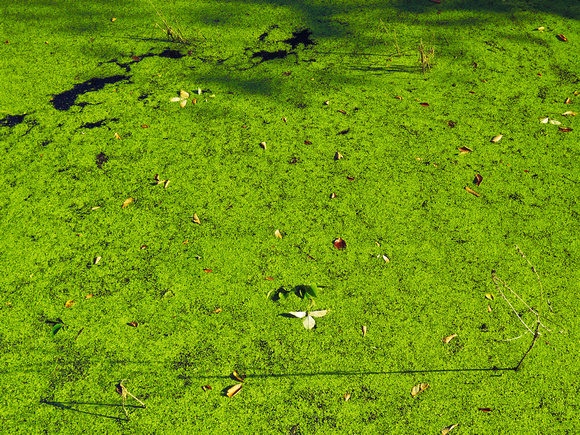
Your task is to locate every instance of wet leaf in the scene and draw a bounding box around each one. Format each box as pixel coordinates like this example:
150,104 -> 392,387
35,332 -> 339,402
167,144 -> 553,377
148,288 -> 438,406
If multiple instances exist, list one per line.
557,34 -> 568,42
192,213 -> 201,224
485,293 -> 495,301
559,127 -> 573,132
441,423 -> 459,435
128,321 -> 138,327
562,111 -> 577,116
443,333 -> 457,343
275,229 -> 283,239
362,325 -> 367,337
122,197 -> 134,209
420,102 -> 430,107
303,315 -> 316,330
65,300 -> 75,308
288,311 -> 307,318
334,151 -> 344,160
203,269 -> 212,273
490,134 -> 502,143
260,141 -> 267,149
226,383 -> 243,398
478,407 -> 492,412
333,238 -> 347,250
465,186 -> 480,197
202,385 -> 212,392
474,174 -> 483,186
411,383 -> 429,398
94,256 -> 102,265
232,370 -> 245,382
309,310 -> 328,318
565,97 -> 572,104
344,393 -> 351,401
458,146 -> 472,154
337,109 -> 347,114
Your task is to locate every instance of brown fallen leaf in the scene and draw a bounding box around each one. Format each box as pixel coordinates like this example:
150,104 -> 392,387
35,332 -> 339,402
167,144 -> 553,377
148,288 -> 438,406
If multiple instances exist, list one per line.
127,321 -> 138,327
465,186 -> 480,197
193,213 -> 201,224
203,269 -> 212,273
337,109 -> 347,114
85,294 -> 93,299
282,117 -> 287,123
474,174 -> 483,186
333,238 -> 347,250
141,124 -> 149,128
275,229 -> 283,239
441,423 -> 459,435
192,98 -> 197,105
443,333 -> 458,344
122,197 -> 134,209
565,97 -> 572,104
65,300 -> 75,308
344,393 -> 351,401
140,244 -> 147,249
232,370 -> 245,382
394,96 -> 403,100
559,127 -> 573,132
334,151 -> 344,160
420,102 -> 430,107
362,325 -> 367,337
490,134 -> 502,143
411,383 -> 429,398
478,407 -> 492,412
304,140 -> 312,145
202,385 -> 212,392
346,176 -> 355,181
458,146 -> 472,154
226,383 -> 242,397
557,34 -> 568,42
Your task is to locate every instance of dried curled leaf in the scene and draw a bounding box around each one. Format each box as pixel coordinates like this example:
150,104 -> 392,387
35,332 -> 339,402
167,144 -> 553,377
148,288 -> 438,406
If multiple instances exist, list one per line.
557,34 -> 568,42
193,213 -> 201,224
474,174 -> 483,186
232,370 -> 245,382
333,238 -> 347,250
562,111 -> 577,116
443,333 -> 457,344
65,300 -> 75,308
559,127 -> 573,132
411,383 -> 429,398
226,383 -> 242,398
458,146 -> 472,154
334,151 -> 344,160
344,393 -> 351,401
260,141 -> 267,149
441,423 -> 459,435
465,186 -> 480,197
127,321 -> 138,327
485,293 -> 495,301
490,134 -> 502,143
362,325 -> 367,337
288,311 -> 307,319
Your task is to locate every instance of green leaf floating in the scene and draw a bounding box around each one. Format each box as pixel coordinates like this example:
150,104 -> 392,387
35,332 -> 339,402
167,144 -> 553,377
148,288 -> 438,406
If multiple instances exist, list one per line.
51,324 -> 64,336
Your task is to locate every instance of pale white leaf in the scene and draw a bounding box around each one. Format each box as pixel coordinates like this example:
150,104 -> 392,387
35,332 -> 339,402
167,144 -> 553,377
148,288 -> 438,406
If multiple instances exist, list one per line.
170,97 -> 182,102
303,315 -> 316,329
539,117 -> 550,124
197,88 -> 202,95
309,310 -> 328,318
179,90 -> 190,99
179,99 -> 187,108
549,119 -> 561,125
288,311 -> 307,318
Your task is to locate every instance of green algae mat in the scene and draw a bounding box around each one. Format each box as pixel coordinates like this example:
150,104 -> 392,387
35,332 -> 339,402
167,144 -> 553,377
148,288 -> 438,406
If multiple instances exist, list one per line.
1,0 -> 580,433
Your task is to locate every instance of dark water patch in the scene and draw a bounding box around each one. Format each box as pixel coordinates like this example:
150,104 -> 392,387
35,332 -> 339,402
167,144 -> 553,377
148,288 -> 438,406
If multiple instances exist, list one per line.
0,113 -> 27,128
96,152 -> 109,168
51,75 -> 131,111
283,29 -> 316,49
252,49 -> 288,62
80,118 -> 119,129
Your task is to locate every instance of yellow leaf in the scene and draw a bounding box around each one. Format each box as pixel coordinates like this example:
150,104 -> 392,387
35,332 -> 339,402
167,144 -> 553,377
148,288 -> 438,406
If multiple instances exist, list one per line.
485,293 -> 495,301
94,256 -> 102,265
260,142 -> 267,149
180,90 -> 190,99
334,151 -> 344,160
164,179 -> 170,189
411,383 -> 429,398
232,370 -> 245,382
442,333 -> 457,344
193,213 -> 201,224
490,134 -> 502,143
487,304 -> 492,313
344,393 -> 351,401
122,197 -> 134,208
275,229 -> 283,239
441,423 -> 459,435
65,300 -> 75,308
114,132 -> 121,139
362,325 -> 367,337
226,383 -> 242,398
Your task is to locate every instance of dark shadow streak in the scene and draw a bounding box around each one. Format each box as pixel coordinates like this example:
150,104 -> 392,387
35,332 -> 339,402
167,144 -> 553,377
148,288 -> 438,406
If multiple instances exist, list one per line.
40,399 -> 142,421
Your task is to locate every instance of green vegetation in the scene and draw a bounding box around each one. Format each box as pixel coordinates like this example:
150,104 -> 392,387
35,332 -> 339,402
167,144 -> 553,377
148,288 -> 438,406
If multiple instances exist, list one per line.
1,0 -> 579,433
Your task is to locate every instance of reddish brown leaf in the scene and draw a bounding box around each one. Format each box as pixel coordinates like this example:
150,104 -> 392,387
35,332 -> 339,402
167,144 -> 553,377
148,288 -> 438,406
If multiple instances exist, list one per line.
559,127 -> 573,132
337,109 -> 347,114
127,321 -> 138,327
458,146 -> 472,154
330,192 -> 337,199
347,176 -> 355,181
333,238 -> 347,250
203,269 -> 213,273
131,56 -> 141,61
420,102 -> 430,107
265,277 -> 274,281
474,174 -> 483,186
557,34 -> 568,42
140,244 -> 148,249
141,124 -> 149,128
85,294 -> 93,299
202,385 -> 212,391
282,71 -> 292,76
565,97 -> 572,104
478,407 -> 492,412
122,197 -> 134,209
304,140 -> 312,145
430,0 -> 441,3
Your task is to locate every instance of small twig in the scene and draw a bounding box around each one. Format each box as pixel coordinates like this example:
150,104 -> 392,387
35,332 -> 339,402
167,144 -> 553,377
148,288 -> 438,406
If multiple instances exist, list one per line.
116,379 -> 145,420
514,322 -> 540,371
